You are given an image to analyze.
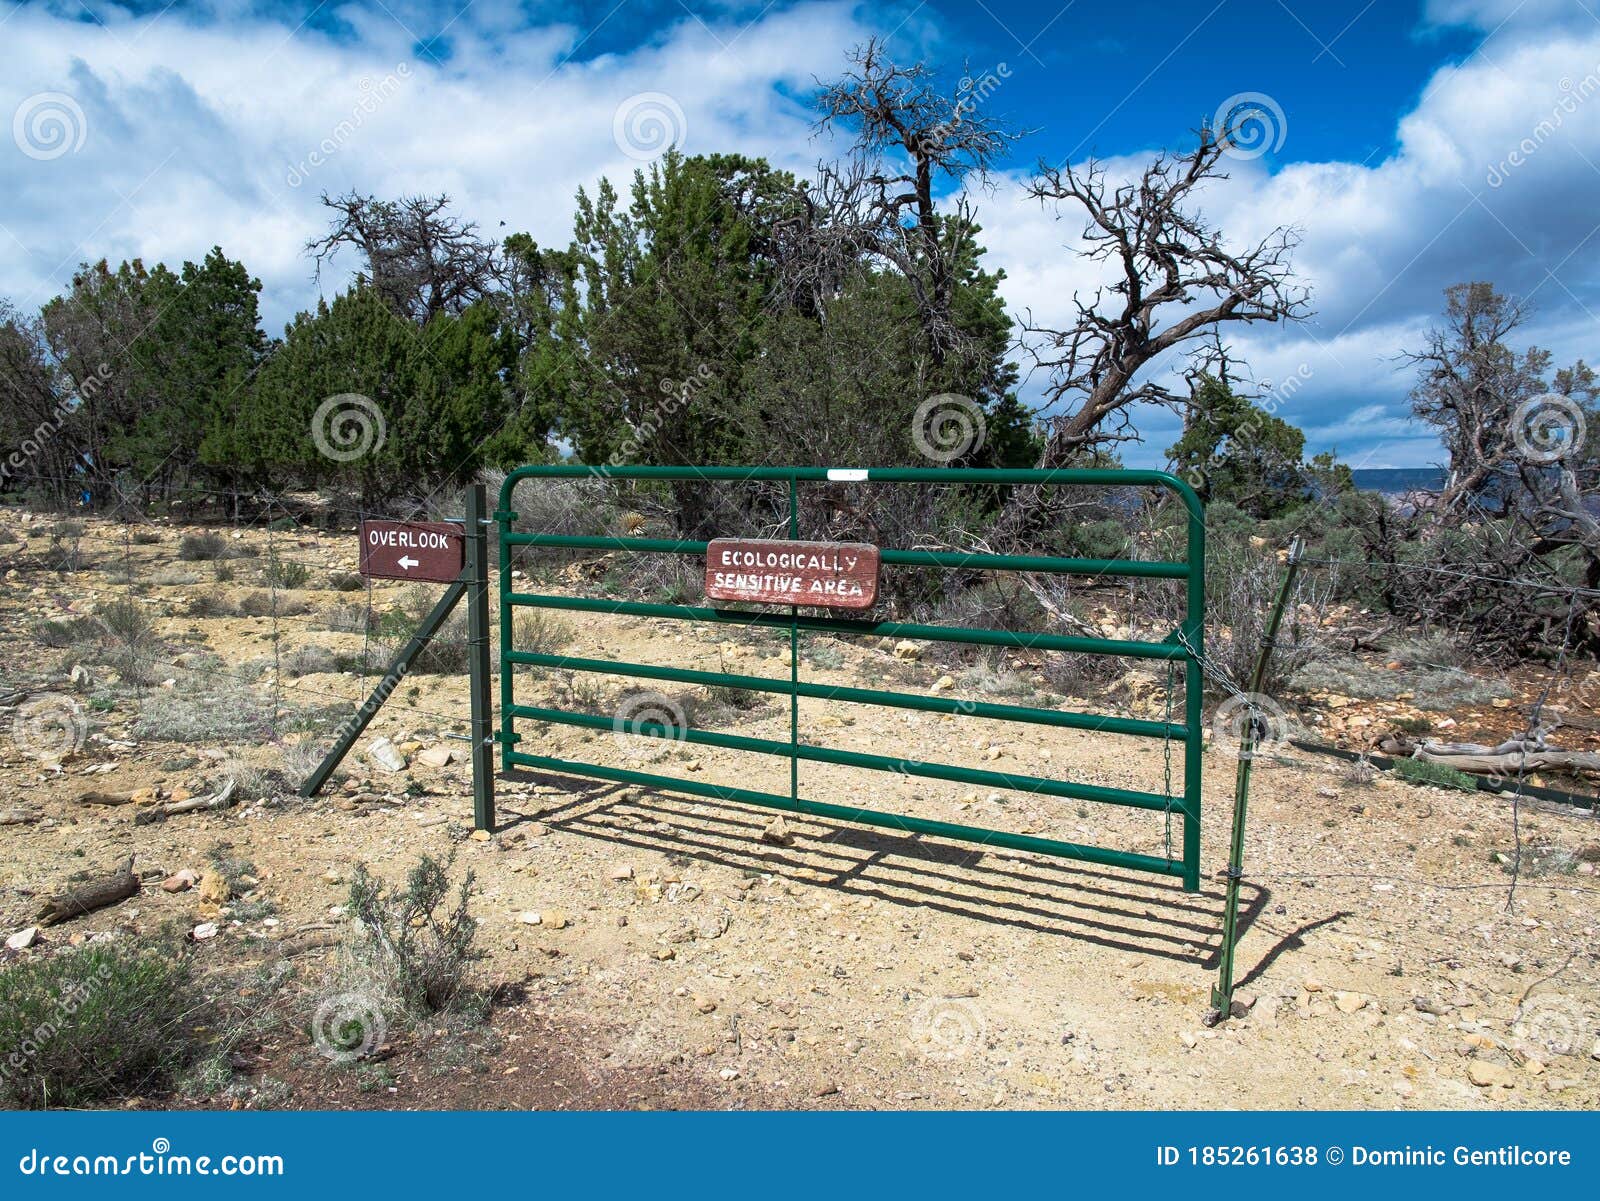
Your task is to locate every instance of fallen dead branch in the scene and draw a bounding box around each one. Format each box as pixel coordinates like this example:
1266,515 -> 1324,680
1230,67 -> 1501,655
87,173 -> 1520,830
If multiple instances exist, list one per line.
133,779 -> 238,826
76,790 -> 136,806
1414,746 -> 1600,775
36,855 -> 139,926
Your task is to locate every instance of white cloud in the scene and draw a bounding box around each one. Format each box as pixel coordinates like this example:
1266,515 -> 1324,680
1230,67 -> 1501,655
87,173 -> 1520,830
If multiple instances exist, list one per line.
975,24 -> 1600,467
0,1 -> 866,329
2,0 -> 1596,472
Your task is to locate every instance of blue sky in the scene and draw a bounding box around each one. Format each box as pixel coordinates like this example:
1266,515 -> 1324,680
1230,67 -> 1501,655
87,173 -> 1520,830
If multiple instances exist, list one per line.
2,0 -> 1597,469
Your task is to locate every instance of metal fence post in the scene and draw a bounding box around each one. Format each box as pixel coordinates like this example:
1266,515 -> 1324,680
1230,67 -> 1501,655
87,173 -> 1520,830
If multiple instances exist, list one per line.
1209,536 -> 1303,1022
466,483 -> 495,832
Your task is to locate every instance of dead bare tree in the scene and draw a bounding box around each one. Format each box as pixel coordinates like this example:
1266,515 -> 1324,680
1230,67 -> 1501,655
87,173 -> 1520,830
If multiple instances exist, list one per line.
307,191 -> 501,324
790,40 -> 1026,368
1021,126 -> 1310,467
1393,282 -> 1600,650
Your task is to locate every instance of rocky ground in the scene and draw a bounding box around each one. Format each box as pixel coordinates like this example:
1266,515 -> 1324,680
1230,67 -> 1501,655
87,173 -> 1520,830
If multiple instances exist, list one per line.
1,508 -> 1598,1111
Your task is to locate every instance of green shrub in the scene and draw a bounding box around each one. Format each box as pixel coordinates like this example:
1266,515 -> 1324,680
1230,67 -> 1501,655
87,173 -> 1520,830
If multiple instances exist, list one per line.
346,854 -> 480,1016
513,609 -> 573,659
96,597 -> 153,647
282,645 -> 336,677
0,936 -> 208,1108
238,591 -> 309,618
177,532 -> 229,561
32,616 -> 100,650
807,643 -> 845,670
261,550 -> 310,589
329,570 -> 365,592
1392,757 -> 1478,792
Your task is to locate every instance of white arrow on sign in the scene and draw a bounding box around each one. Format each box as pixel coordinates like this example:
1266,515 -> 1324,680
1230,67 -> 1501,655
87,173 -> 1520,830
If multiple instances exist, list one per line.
398,555 -> 419,571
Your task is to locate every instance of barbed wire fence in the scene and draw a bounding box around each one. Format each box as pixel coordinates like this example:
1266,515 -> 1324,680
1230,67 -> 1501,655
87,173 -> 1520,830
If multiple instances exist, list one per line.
1,472 -> 484,800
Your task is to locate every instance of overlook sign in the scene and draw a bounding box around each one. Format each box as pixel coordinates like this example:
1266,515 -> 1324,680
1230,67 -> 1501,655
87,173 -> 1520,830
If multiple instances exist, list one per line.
704,538 -> 880,609
359,518 -> 465,582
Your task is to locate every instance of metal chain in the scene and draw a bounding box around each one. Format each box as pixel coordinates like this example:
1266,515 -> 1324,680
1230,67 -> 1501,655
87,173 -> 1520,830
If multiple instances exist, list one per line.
1162,657 -> 1176,860
1175,628 -> 1255,706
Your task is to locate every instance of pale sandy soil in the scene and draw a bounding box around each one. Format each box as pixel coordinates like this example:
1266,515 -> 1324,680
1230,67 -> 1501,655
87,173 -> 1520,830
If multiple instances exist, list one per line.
1,510 -> 1597,1110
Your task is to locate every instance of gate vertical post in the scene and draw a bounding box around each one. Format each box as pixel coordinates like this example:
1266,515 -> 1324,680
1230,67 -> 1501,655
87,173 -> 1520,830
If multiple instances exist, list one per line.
1181,485 -> 1206,892
466,483 -> 495,832
787,472 -> 800,809
497,480 -> 515,776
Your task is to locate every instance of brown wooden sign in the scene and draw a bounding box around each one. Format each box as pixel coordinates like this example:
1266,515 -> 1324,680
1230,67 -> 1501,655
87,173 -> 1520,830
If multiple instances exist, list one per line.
705,538 -> 879,609
360,519 -> 464,582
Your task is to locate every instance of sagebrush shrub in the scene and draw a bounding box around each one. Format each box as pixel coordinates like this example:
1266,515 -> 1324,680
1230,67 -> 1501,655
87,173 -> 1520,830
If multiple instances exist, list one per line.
0,937 -> 208,1109
346,854 -> 481,1016
177,531 -> 229,561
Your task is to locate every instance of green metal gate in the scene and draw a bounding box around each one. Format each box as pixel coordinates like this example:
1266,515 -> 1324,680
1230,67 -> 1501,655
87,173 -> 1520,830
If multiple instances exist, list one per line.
496,466 -> 1206,891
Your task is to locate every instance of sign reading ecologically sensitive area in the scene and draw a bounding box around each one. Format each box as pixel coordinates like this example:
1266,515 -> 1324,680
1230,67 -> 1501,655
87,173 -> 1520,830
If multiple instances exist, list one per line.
359,518 -> 465,582
704,537 -> 880,609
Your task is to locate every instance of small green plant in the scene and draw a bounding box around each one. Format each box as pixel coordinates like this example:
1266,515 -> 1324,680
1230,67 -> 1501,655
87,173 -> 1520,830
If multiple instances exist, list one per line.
261,550 -> 310,590
1392,757 -> 1478,792
96,597 -> 153,646
177,531 -> 229,561
0,935 -> 209,1108
32,615 -> 100,650
346,853 -> 481,1016
807,643 -> 845,670
513,609 -> 574,658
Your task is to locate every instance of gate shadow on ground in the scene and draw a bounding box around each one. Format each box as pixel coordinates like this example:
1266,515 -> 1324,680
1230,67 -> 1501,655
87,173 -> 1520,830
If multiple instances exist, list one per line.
500,769 -> 1269,969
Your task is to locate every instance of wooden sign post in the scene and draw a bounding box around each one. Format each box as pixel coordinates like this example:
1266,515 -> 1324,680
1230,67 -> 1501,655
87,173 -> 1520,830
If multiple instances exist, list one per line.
704,538 -> 880,609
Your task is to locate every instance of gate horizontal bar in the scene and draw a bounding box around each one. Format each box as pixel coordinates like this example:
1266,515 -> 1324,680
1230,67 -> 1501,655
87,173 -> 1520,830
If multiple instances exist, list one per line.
504,750 -> 1186,879
508,703 -> 1189,815
505,532 -> 1187,580
506,650 -> 1185,740
505,592 -> 1186,660
501,462 -> 1199,503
